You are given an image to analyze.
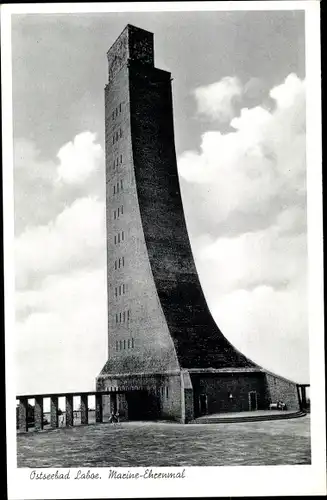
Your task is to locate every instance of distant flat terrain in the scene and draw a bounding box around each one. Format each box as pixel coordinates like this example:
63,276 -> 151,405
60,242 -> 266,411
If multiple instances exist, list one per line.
17,415 -> 311,467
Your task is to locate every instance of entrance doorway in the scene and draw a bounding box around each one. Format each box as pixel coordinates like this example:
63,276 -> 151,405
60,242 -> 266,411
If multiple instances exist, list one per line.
248,391 -> 258,411
126,391 -> 158,420
199,394 -> 208,416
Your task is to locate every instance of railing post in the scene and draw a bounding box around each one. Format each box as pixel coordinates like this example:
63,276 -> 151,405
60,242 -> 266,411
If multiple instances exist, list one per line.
18,398 -> 28,432
80,394 -> 88,425
66,395 -> 73,426
95,394 -> 103,423
301,386 -> 307,410
50,396 -> 59,428
34,396 -> 44,431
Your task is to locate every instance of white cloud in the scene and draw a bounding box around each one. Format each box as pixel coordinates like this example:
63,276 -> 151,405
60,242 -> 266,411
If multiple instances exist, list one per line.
56,131 -> 103,185
270,73 -> 305,109
14,138 -> 55,179
15,269 -> 107,394
179,73 -> 306,230
178,73 -> 308,382
213,285 -> 309,383
14,132 -> 107,394
14,133 -> 105,235
15,196 -> 106,289
192,224 -> 308,382
194,76 -> 242,122
198,227 -> 307,295
14,139 -> 58,233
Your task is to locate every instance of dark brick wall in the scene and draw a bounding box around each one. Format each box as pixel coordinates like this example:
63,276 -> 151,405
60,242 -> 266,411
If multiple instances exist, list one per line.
264,373 -> 300,410
129,60 -> 256,370
107,25 -> 153,83
191,372 -> 267,415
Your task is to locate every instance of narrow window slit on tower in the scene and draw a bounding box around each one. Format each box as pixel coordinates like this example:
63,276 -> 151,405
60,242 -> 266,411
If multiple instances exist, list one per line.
128,339 -> 130,349
121,205 -> 124,214
114,235 -> 117,244
113,185 -> 116,195
122,231 -> 124,241
131,337 -> 134,348
120,154 -> 122,163
118,233 -> 120,243
127,309 -> 130,321
123,339 -> 126,349
119,340 -> 122,350
122,256 -> 125,267
123,311 -> 126,322
115,314 -> 118,324
117,207 -> 120,217
120,179 -> 123,190
119,312 -> 122,323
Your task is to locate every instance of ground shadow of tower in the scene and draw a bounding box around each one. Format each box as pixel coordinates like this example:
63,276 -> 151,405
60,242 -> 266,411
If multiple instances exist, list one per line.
96,24 -> 302,422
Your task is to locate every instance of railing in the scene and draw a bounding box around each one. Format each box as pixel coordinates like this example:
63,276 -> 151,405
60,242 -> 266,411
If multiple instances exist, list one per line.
16,387 -> 140,433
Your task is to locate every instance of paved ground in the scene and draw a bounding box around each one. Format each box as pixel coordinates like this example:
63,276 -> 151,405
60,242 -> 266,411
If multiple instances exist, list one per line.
17,415 -> 311,468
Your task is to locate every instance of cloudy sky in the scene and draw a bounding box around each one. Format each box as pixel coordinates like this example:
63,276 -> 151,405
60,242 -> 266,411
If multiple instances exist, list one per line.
11,9 -> 308,395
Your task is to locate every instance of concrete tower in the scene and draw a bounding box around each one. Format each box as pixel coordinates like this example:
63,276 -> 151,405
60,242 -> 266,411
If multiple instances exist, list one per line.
96,25 -> 301,422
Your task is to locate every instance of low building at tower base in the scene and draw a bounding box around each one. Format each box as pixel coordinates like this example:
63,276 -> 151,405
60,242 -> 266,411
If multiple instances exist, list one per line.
96,368 -> 302,423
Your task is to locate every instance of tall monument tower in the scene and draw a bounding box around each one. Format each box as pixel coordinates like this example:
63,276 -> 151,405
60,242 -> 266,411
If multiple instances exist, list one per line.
96,25 -> 301,422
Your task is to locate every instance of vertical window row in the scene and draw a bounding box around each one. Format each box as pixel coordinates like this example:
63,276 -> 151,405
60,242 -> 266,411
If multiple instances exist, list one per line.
112,128 -> 123,144
112,103 -> 123,120
115,309 -> 131,324
114,231 -> 125,245
114,283 -> 128,297
113,154 -> 123,170
114,256 -> 125,270
113,179 -> 123,195
115,337 -> 134,351
113,205 -> 124,220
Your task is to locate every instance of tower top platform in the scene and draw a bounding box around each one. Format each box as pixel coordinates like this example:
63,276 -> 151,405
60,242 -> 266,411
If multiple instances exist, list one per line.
107,24 -> 154,82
